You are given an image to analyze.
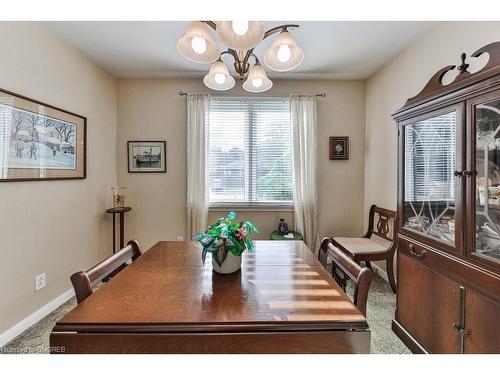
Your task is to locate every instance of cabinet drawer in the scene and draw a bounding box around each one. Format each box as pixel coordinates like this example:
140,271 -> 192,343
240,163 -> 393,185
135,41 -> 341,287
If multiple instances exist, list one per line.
397,235 -> 446,275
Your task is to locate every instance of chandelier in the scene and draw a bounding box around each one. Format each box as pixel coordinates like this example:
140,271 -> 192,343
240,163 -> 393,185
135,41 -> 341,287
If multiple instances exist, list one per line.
177,21 -> 303,93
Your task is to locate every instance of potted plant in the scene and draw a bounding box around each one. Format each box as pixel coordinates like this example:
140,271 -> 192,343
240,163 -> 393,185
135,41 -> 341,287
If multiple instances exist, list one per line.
194,211 -> 259,274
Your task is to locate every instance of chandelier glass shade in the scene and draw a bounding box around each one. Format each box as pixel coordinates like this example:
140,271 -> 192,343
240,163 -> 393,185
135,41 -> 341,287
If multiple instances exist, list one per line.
242,64 -> 273,93
203,60 -> 236,91
177,21 -> 303,93
264,31 -> 304,72
216,21 -> 265,51
176,21 -> 220,63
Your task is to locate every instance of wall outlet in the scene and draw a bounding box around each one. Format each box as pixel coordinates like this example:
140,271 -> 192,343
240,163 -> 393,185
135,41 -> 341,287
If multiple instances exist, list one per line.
35,273 -> 46,291
177,236 -> 184,241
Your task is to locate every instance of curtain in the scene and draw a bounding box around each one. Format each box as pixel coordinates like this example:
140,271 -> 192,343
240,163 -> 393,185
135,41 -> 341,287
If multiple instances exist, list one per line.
186,93 -> 210,239
290,94 -> 320,253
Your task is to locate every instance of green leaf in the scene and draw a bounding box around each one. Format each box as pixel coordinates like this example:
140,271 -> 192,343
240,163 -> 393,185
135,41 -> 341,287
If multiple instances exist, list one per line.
212,247 -> 229,267
245,221 -> 259,234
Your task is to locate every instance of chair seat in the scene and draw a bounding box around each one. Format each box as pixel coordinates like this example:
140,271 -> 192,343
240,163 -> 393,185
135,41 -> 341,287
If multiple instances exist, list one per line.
332,236 -> 391,255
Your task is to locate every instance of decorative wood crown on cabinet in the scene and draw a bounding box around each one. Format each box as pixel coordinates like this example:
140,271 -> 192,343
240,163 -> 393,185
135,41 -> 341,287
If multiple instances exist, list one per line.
392,41 -> 500,354
395,41 -> 500,117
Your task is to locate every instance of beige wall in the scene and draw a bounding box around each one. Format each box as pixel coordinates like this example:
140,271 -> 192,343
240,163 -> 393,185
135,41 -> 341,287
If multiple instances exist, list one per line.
364,21 -> 500,270
0,23 -> 117,334
117,78 -> 366,250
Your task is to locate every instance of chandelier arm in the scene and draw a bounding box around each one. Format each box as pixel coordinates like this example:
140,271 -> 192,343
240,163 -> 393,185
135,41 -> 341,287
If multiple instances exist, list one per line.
250,53 -> 261,65
227,49 -> 239,61
263,24 -> 299,39
201,22 -> 300,37
243,49 -> 254,63
220,50 -> 235,59
201,21 -> 217,30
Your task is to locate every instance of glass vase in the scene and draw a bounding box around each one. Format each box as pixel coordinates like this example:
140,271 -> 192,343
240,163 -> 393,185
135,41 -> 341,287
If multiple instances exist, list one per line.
111,187 -> 126,208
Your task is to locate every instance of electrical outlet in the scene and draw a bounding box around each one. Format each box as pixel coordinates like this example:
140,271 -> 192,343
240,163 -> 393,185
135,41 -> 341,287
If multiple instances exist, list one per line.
35,273 -> 46,291
177,236 -> 184,241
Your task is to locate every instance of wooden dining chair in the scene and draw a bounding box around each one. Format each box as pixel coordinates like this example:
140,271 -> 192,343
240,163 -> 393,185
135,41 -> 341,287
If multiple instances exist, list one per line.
330,205 -> 398,293
318,238 -> 374,317
70,240 -> 142,304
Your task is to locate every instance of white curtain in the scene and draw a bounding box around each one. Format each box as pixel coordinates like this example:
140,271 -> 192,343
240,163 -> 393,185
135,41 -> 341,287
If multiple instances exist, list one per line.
290,94 -> 320,253
186,93 -> 210,239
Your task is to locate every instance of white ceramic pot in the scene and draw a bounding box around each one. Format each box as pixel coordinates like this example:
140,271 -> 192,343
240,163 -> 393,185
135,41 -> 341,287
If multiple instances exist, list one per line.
212,251 -> 242,274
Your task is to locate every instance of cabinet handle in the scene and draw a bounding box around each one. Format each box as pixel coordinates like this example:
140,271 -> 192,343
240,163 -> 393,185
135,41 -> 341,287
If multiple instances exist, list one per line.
455,170 -> 477,177
463,170 -> 477,177
409,244 -> 427,259
452,323 -> 470,336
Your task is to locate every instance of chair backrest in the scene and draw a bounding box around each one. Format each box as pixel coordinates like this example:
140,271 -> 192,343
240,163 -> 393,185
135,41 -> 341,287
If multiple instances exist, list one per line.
71,240 -> 142,304
364,205 -> 398,243
318,238 -> 374,316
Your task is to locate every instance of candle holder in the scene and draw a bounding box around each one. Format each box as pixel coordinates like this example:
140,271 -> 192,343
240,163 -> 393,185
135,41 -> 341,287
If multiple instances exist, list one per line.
111,187 -> 126,208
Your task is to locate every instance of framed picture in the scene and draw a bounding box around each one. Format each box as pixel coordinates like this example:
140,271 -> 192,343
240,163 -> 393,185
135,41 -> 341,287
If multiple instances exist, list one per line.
329,136 -> 349,160
0,88 -> 86,182
128,141 -> 166,173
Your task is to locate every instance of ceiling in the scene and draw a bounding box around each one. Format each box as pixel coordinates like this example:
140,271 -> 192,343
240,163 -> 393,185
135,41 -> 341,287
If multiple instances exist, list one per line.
45,21 -> 437,80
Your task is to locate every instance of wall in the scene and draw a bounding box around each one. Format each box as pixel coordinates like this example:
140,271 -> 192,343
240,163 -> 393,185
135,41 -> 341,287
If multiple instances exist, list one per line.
4,19 -> 499,341
364,21 -> 500,270
5,20 -> 496,338
0,23 -> 117,335
117,78 -> 366,251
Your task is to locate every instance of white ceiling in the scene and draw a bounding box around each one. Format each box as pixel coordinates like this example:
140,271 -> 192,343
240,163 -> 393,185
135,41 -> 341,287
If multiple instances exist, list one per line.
45,21 -> 437,80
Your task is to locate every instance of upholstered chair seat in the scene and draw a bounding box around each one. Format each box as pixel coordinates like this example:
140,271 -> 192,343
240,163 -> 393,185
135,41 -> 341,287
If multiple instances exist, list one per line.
332,237 -> 391,258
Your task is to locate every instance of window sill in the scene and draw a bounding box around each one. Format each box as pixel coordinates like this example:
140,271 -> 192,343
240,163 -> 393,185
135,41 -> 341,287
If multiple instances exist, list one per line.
209,203 -> 294,212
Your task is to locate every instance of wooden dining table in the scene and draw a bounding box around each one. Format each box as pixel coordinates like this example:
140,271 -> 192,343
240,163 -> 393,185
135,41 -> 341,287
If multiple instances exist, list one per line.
50,240 -> 370,353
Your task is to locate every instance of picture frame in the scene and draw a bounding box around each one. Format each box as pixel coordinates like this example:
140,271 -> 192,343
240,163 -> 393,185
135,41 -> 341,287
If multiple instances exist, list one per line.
128,141 -> 166,173
0,88 -> 86,182
329,136 -> 349,160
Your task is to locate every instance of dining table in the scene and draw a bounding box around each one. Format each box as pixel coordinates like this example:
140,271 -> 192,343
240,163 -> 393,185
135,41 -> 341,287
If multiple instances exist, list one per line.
50,240 -> 370,353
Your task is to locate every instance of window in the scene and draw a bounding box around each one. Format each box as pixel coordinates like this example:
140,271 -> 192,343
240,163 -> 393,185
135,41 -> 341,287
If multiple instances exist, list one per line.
404,111 -> 457,202
207,98 -> 293,206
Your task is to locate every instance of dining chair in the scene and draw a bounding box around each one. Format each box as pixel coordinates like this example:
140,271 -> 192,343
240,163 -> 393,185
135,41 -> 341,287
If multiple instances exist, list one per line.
318,238 -> 374,317
330,205 -> 398,293
70,240 -> 142,304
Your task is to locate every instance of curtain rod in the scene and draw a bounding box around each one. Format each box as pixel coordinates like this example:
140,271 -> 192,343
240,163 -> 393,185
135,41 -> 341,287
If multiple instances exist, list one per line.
178,91 -> 326,98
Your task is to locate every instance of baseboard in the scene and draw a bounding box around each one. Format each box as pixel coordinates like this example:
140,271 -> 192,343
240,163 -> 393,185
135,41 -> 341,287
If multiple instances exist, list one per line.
0,288 -> 74,348
371,262 -> 389,283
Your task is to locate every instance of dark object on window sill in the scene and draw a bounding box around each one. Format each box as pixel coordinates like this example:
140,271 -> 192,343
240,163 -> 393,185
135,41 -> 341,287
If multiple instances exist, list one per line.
278,218 -> 289,235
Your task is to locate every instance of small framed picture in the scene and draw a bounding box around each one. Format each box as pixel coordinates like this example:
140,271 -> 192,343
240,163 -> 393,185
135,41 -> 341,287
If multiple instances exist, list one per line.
329,136 -> 349,160
128,141 -> 166,173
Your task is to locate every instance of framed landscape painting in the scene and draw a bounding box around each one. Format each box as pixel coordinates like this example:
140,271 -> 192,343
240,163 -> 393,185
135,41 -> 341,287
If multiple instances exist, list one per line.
0,89 -> 86,181
128,141 -> 166,173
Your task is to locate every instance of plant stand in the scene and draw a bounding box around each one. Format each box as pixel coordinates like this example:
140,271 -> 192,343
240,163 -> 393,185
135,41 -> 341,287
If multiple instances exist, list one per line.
106,206 -> 132,254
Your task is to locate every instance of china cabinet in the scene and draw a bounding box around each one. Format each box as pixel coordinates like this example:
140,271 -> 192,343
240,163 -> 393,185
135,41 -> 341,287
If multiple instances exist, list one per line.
393,42 -> 500,353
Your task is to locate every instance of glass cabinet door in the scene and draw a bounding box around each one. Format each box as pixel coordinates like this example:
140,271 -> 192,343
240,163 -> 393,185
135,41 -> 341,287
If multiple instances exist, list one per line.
472,96 -> 500,265
403,110 -> 459,249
